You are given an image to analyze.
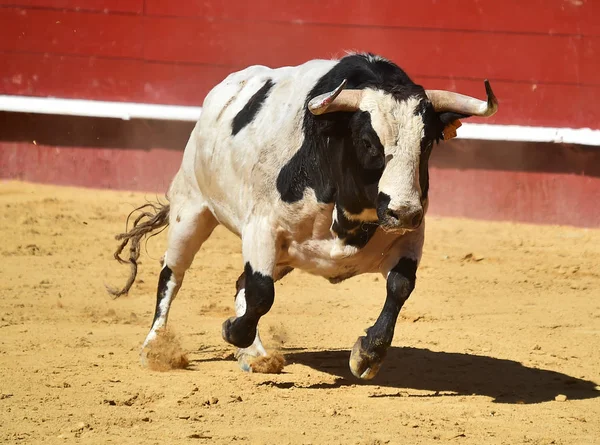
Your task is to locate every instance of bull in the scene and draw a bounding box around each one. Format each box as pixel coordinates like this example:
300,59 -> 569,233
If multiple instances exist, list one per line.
110,52 -> 498,379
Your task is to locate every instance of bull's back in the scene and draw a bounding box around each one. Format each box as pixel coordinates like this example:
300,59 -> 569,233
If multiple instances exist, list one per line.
188,59 -> 337,233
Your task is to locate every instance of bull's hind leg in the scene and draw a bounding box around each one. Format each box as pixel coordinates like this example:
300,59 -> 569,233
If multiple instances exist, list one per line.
233,266 -> 293,371
141,191 -> 218,364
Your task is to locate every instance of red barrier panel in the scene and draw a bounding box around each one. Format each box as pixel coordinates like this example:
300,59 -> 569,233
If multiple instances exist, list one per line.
143,0 -> 598,36
1,2 -> 598,227
2,53 -> 600,128
0,0 -> 143,13
4,0 -> 597,36
0,8 -> 144,57
1,2 -> 598,129
2,7 -> 597,85
0,142 -> 179,192
430,168 -> 600,227
2,141 -> 599,227
0,52 -> 234,106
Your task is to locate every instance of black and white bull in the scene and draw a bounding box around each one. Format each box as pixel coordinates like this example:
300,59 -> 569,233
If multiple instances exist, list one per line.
111,53 -> 498,379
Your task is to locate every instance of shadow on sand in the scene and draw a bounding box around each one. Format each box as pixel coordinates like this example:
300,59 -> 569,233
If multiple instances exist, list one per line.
260,347 -> 600,404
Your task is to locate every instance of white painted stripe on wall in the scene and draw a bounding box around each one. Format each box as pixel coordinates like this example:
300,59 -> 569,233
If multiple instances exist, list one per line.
0,95 -> 202,121
1,95 -> 599,146
457,123 -> 600,146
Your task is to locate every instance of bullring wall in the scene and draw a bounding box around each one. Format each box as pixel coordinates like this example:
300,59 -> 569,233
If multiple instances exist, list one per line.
1,1 -> 599,226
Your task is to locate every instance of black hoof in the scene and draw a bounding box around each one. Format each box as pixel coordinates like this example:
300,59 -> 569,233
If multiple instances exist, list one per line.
349,336 -> 386,380
221,316 -> 256,348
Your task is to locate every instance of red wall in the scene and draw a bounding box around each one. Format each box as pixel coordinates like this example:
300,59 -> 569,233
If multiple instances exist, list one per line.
1,0 -> 599,129
3,139 -> 599,227
1,1 -> 599,227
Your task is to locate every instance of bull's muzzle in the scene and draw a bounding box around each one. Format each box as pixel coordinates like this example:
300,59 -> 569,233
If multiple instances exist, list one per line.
377,193 -> 423,231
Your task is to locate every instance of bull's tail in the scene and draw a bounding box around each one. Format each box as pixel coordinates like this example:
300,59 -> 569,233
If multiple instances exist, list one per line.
107,201 -> 170,298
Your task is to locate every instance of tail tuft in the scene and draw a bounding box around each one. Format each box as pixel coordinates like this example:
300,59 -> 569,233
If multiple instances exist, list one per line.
107,201 -> 170,298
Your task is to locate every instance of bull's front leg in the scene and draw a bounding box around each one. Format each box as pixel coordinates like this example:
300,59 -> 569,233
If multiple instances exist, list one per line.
222,262 -> 274,348
349,226 -> 424,380
233,265 -> 293,371
222,220 -> 276,349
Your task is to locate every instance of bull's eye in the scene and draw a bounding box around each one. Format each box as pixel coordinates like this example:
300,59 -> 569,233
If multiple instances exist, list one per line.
359,136 -> 384,170
363,138 -> 381,158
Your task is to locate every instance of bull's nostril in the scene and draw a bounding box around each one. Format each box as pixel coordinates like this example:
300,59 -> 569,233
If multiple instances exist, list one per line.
381,205 -> 423,229
411,211 -> 423,228
385,208 -> 399,221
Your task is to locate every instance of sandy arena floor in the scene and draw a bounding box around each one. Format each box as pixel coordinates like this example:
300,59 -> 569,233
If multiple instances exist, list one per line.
1,181 -> 599,444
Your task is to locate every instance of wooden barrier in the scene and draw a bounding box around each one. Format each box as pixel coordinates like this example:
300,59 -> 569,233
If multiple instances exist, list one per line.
1,1 -> 598,226
1,1 -> 598,127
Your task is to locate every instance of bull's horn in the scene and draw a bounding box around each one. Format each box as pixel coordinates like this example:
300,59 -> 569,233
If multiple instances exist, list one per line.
308,79 -> 363,115
426,79 -> 498,117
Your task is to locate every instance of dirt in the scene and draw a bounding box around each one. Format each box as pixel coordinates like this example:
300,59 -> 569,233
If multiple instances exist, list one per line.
144,328 -> 189,372
248,353 -> 287,374
1,180 -> 599,444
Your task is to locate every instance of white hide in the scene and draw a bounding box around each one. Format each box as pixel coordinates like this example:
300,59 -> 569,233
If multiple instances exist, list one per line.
170,58 -> 425,283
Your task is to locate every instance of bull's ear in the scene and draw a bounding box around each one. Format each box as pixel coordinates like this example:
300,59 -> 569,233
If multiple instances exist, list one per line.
442,119 -> 462,141
439,112 -> 467,141
439,111 -> 467,126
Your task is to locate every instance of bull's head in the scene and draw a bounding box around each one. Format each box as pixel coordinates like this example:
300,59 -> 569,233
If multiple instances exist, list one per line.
307,79 -> 498,231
